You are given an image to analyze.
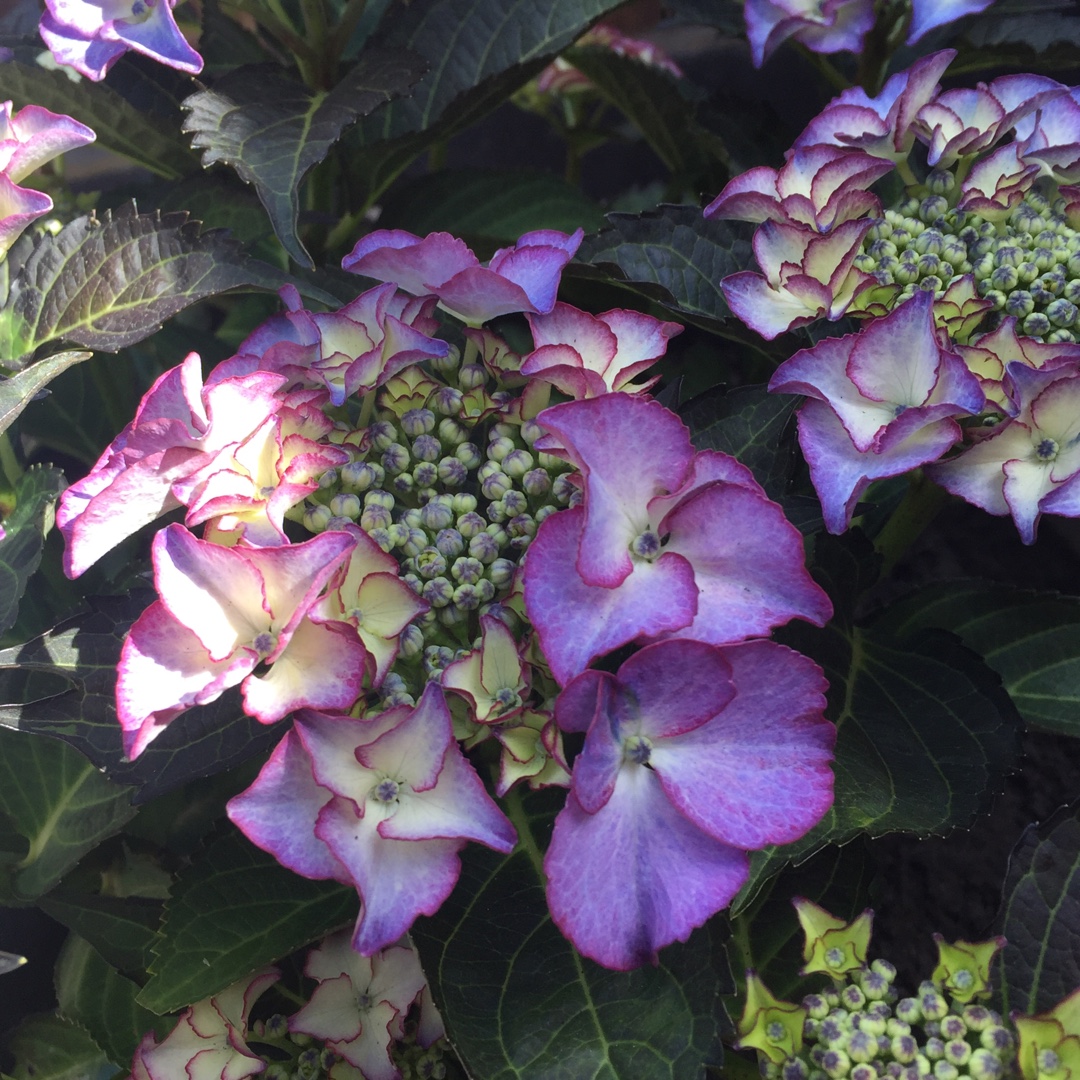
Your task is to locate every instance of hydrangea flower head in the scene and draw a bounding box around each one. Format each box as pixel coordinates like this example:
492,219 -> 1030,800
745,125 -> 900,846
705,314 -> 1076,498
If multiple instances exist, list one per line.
743,0 -> 875,68
342,228 -> 584,325
705,145 -> 893,233
40,0 -> 203,81
927,362 -> 1080,543
131,967 -> 278,1080
769,290 -> 985,533
524,393 -> 832,684
544,639 -> 834,968
228,684 -> 517,955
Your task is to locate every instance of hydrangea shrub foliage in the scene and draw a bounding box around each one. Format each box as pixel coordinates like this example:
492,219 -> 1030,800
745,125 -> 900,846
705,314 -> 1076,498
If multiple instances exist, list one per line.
0,0 -> 1079,1077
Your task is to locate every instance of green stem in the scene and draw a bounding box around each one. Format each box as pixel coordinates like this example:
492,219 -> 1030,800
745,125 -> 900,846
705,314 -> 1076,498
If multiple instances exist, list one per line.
872,470 -> 950,579
896,158 -> 919,189
299,0 -> 331,86
327,0 -> 366,70
0,434 -> 22,491
502,785 -> 545,882
221,0 -> 318,68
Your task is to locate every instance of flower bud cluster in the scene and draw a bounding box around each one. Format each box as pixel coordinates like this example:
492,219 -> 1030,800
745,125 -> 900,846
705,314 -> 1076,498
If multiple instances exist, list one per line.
759,967 -> 1016,1080
857,187 -> 1080,343
299,360 -> 575,698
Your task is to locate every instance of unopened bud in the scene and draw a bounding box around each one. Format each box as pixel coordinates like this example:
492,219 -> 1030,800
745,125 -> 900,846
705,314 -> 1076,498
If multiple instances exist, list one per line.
329,493 -> 362,519
402,408 -> 436,437
413,461 -> 438,488
482,471 -> 513,500
469,532 -> 500,563
488,558 -> 516,586
421,496 -> 455,531
1023,312 -> 1052,337
399,623 -> 424,658
452,556 -> 485,584
456,442 -> 483,469
457,511 -> 486,539
458,363 -> 487,389
304,503 -> 333,532
422,577 -> 454,607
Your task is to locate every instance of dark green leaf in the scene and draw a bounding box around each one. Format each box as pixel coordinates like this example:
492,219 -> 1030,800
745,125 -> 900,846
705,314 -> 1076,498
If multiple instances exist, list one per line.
56,935 -> 169,1065
0,727 -> 136,902
561,47 -> 728,189
574,205 -> 754,329
737,583 -> 1023,910
995,803 -> 1080,1016
4,1011 -> 115,1080
379,169 -> 606,243
877,582 -> 1080,737
0,203 -> 328,363
412,789 -> 727,1080
138,830 -> 356,1013
0,466 -> 65,635
360,0 -> 624,144
40,892 -> 162,977
0,593 -> 287,803
182,53 -> 428,267
0,57 -> 195,179
0,352 -> 93,438
682,384 -> 797,500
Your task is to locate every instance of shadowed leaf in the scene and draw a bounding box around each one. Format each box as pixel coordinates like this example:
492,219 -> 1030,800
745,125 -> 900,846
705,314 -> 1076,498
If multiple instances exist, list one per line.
0,726 -> 136,902
0,352 -> 93,438
182,53 -> 427,267
879,582 -> 1080,736
41,892 -> 162,977
55,935 -> 169,1066
5,1011 -> 112,1080
0,56 -> 196,179
0,466 -> 65,635
574,205 -> 754,329
995,803 -> 1080,1016
0,593 -> 286,803
138,830 -> 356,1013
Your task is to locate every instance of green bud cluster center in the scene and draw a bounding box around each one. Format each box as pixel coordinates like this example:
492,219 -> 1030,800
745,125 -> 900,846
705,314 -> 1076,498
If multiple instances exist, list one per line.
299,354 -> 575,705
762,965 -> 1016,1080
855,182 -> 1080,343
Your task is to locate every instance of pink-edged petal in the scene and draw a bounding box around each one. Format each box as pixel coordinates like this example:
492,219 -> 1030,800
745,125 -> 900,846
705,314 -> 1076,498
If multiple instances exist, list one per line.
660,482 -> 833,639
485,235 -> 579,312
704,165 -> 783,222
1,105 -> 95,183
544,771 -> 748,969
536,394 -> 694,587
798,399 -> 962,533
0,174 -> 52,254
433,267 -> 538,322
106,0 -> 203,74
611,640 -> 736,739
117,602 -> 251,758
552,668 -> 608,734
355,682 -> 451,791
378,742 -> 517,851
524,507 -> 698,686
526,301 -> 618,361
226,727 -> 348,881
649,640 -> 833,848
38,13 -> 126,80
722,270 -> 824,340
241,617 -> 367,724
317,798 -> 465,955
341,230 -> 475,295
289,974 -> 366,1043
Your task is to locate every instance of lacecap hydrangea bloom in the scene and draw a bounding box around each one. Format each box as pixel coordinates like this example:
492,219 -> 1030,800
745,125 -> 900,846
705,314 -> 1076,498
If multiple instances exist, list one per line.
63,225 -> 837,970
714,48 -> 1080,543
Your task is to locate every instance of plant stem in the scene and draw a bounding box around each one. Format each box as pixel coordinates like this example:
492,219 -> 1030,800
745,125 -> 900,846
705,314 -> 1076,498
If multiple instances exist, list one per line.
502,785 -> 545,882
873,470 -> 950,579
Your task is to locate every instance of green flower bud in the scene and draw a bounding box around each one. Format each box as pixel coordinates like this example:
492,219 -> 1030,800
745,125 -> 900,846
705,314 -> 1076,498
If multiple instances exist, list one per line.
1005,290 -> 1035,318
476,578 -> 496,603
399,527 -> 427,557
412,433 -> 442,464
391,472 -> 416,498
1046,328 -> 1075,343
487,498 -> 509,524
457,511 -> 486,539
304,503 -> 333,532
945,1040 -> 971,1066
507,514 -> 537,540
869,238 -> 899,260
431,343 -> 461,376
341,460 -> 383,492
453,493 -> 478,514
847,1031 -> 877,1063
1047,298 -> 1078,326
850,1066 -> 876,1080
920,196 -> 949,223
421,496 -> 455,531
1024,312 -> 1052,337
925,1038 -> 946,1060
926,168 -> 955,195
369,420 -> 397,450
399,623 -> 424,658
329,493 -> 362,519
413,461 -> 438,488
982,288 -> 1007,310
435,528 -> 465,558
896,999 -> 922,1025
822,1049 -> 851,1078
422,576 -> 454,607
503,448 -> 535,478
416,548 -> 448,580
438,416 -> 468,446
451,556 -> 485,584
892,1034 -> 919,1063
933,1061 -> 959,1080
895,263 -> 921,285
402,408 -> 436,437
457,362 -> 487,390
437,603 -> 466,626
452,582 -> 482,610
972,254 -> 995,280
919,275 -> 944,294
990,265 -> 1019,291
488,558 -> 516,586
482,471 -> 513,500
382,442 -> 411,475
979,1025 -> 1013,1054
437,457 -> 468,487
968,1048 -> 1004,1080
916,230 -> 944,255
456,442 -> 483,469
468,532 -> 500,563
318,467 -> 339,491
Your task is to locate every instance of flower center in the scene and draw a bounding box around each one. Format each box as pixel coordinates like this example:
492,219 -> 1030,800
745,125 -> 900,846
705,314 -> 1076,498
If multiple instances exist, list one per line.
630,530 -> 661,561
1035,437 -> 1059,461
371,778 -> 401,804
623,734 -> 652,765
252,631 -> 277,659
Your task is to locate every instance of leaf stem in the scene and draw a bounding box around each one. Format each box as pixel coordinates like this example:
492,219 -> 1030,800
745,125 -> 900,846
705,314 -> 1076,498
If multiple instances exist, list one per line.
502,785 -> 546,883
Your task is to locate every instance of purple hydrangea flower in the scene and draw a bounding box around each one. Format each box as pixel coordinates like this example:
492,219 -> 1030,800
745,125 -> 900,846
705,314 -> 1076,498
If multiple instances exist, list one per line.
744,0 -> 875,69
545,639 -> 834,968
39,0 -> 202,81
906,0 -> 996,45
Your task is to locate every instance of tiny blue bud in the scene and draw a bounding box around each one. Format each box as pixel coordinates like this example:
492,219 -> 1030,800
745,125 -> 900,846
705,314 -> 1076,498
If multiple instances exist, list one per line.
457,511 -> 486,538
422,577 -> 454,607
341,460 -> 383,492
482,471 -> 513,500
382,442 -> 411,474
401,408 -> 436,437
416,548 -> 448,580
318,467 -> 339,490
1023,312 -> 1053,337
399,623 -> 424,658
329,493 -> 361,519
412,433 -> 442,463
369,419 -> 397,450
469,532 -> 500,563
